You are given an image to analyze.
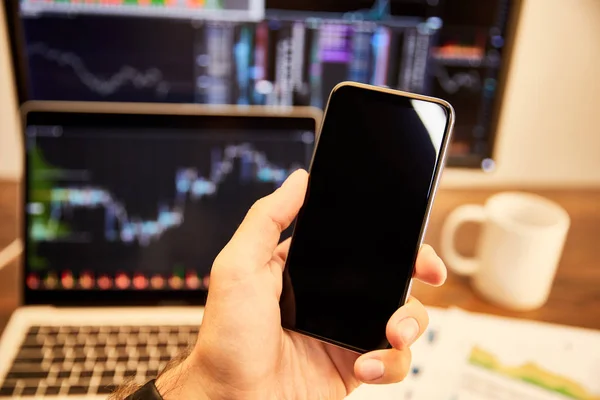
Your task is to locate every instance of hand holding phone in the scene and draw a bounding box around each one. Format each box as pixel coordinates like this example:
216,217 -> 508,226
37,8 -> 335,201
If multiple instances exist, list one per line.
280,82 -> 455,353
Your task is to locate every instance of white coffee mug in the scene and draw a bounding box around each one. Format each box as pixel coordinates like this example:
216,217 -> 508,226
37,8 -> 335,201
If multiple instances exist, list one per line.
440,192 -> 571,311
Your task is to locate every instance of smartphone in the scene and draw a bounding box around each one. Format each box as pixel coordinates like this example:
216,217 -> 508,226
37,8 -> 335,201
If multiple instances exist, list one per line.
280,82 -> 455,353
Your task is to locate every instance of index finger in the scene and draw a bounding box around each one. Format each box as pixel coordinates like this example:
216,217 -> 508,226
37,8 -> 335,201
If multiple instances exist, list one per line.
214,169 -> 308,270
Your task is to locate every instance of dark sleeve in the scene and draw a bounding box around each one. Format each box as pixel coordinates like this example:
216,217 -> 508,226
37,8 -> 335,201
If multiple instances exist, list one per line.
124,380 -> 164,400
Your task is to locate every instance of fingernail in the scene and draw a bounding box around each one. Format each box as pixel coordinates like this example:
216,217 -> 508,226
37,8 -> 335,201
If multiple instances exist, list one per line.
357,359 -> 385,382
397,317 -> 419,346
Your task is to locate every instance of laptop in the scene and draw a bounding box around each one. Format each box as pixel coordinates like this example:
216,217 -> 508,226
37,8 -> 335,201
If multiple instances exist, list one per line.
0,101 -> 321,399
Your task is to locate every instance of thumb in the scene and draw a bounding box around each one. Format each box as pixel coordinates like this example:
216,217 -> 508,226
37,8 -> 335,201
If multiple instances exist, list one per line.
217,169 -> 308,270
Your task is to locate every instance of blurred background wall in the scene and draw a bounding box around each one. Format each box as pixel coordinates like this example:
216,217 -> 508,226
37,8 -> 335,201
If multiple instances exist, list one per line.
1,0 -> 600,187
0,2 -> 21,181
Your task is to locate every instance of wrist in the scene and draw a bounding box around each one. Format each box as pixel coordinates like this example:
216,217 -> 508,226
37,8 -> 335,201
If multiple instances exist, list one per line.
154,357 -> 213,400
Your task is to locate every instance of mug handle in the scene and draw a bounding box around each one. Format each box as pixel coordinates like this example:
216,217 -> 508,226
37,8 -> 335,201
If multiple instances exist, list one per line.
440,204 -> 486,276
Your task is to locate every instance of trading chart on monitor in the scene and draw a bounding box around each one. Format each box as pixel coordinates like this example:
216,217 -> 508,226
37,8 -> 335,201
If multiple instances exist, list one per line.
10,0 -> 516,166
21,0 -> 265,21
25,120 -> 314,291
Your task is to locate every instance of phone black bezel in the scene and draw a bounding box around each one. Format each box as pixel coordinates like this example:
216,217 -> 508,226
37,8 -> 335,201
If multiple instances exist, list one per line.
280,82 -> 455,353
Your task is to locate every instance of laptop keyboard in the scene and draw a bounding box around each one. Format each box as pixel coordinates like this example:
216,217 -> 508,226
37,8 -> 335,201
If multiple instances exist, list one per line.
0,324 -> 199,397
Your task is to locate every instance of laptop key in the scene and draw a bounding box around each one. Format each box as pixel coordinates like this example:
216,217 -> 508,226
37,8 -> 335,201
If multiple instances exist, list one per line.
39,326 -> 58,335
8,362 -> 49,376
57,371 -> 71,379
44,386 -> 62,395
21,386 -> 38,396
51,344 -> 64,353
28,326 -> 41,335
124,369 -> 137,377
50,342 -> 64,352
14,349 -> 44,363
58,326 -> 74,334
102,370 -> 115,378
80,370 -> 94,378
5,370 -> 48,380
0,385 -> 16,396
73,349 -> 87,358
146,369 -> 159,378
20,336 -> 43,348
51,355 -> 66,364
68,385 -> 89,395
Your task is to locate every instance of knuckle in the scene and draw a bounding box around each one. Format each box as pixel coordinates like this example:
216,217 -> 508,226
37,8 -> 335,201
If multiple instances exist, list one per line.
248,196 -> 284,233
249,196 -> 269,215
211,253 -> 246,283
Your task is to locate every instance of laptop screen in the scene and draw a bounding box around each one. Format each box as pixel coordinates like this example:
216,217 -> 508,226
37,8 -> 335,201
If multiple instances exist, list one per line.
23,104 -> 318,305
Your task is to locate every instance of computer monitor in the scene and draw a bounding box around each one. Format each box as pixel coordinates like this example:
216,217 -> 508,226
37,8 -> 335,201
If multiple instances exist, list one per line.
4,0 -> 521,168
21,102 -> 320,305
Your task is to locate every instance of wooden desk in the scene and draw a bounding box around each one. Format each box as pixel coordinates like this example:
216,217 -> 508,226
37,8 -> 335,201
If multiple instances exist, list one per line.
1,180 -> 599,332
0,180 -> 19,332
412,188 -> 600,330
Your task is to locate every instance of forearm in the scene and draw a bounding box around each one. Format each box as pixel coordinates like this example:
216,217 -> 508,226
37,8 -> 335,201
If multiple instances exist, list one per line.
109,347 -> 210,400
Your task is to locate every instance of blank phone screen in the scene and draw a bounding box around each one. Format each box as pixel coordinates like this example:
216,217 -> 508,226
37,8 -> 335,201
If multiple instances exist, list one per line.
280,83 -> 451,352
